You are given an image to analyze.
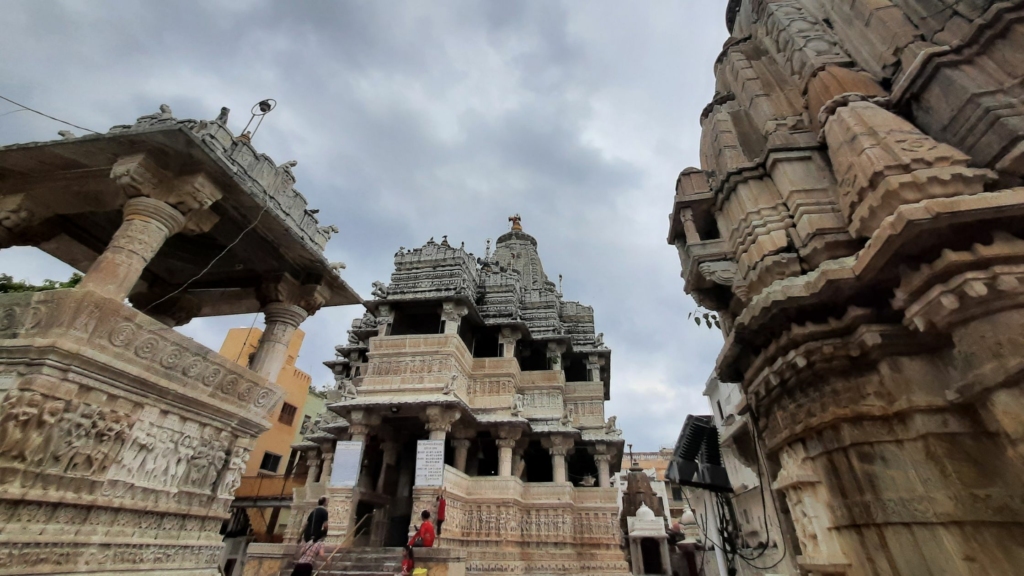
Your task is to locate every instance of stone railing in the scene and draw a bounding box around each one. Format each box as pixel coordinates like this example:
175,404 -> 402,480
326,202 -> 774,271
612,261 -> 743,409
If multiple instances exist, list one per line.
361,334 -> 473,395
564,380 -> 604,400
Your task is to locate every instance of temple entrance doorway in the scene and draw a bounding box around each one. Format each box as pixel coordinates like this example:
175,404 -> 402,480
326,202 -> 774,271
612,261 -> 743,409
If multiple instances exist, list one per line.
640,538 -> 663,574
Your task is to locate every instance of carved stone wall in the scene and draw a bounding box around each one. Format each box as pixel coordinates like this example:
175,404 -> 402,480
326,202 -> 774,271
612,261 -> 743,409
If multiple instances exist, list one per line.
0,289 -> 279,575
672,1 -> 1024,574
437,468 -> 629,576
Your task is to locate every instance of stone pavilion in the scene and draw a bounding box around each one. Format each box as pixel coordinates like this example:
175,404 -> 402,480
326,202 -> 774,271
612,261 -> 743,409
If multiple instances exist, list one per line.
0,105 -> 361,574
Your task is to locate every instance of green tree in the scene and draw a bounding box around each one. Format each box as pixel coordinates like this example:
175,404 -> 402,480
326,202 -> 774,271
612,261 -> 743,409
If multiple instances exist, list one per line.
0,272 -> 82,294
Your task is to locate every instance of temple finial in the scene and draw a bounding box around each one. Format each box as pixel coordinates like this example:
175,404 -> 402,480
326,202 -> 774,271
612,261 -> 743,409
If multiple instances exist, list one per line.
508,214 -> 522,231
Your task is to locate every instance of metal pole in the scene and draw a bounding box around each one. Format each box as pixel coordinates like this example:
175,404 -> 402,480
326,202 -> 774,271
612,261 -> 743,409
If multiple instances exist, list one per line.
705,491 -> 728,576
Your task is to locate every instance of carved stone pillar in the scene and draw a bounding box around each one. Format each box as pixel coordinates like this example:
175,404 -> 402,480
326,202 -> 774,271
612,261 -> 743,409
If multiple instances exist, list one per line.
543,435 -> 574,483
440,302 -> 468,335
499,327 -> 521,358
587,354 -> 603,383
423,406 -> 461,441
496,427 -> 521,477
305,452 -> 321,488
250,274 -> 330,381
594,455 -> 611,489
319,443 -> 335,487
546,342 -> 566,371
79,197 -> 185,300
376,304 -> 394,337
249,302 -> 308,380
452,439 -> 472,472
79,154 -> 222,300
497,438 -> 516,476
377,441 -> 400,493
679,208 -> 701,244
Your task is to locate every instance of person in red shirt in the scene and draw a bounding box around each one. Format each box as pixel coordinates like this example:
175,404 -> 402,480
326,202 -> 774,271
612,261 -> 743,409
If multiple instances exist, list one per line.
408,510 -> 435,548
400,545 -> 415,575
436,490 -> 447,536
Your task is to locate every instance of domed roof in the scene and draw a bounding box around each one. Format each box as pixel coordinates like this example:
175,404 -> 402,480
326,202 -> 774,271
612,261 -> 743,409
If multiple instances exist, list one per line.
636,503 -> 656,521
681,510 -> 696,526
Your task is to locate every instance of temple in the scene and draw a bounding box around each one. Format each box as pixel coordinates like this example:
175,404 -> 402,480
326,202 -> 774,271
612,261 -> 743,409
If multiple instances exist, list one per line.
0,105 -> 360,574
275,216 -> 630,575
668,1 -> 1024,574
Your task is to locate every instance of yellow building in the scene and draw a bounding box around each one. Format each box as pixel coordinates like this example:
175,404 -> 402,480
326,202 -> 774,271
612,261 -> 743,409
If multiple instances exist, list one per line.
220,327 -> 312,477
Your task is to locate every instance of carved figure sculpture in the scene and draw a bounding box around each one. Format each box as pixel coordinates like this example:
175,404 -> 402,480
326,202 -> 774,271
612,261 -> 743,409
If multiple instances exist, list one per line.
280,160 -> 298,169
580,475 -> 597,487
594,333 -> 605,348
604,416 -> 620,436
512,394 -> 525,416
340,380 -> 358,401
443,374 -> 458,395
208,448 -> 228,493
560,406 -> 574,427
371,281 -> 389,299
347,332 -> 360,345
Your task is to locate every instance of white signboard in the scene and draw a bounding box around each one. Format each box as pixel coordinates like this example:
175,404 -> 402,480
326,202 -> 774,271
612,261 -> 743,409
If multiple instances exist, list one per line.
414,440 -> 446,487
330,441 -> 364,487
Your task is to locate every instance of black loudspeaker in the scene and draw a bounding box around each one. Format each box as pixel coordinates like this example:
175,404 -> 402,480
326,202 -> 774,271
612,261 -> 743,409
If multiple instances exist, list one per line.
668,415 -> 733,494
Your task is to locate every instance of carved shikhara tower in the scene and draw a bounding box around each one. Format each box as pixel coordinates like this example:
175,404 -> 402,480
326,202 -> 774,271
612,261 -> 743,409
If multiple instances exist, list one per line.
290,219 -> 629,576
669,1 -> 1024,574
0,106 -> 360,574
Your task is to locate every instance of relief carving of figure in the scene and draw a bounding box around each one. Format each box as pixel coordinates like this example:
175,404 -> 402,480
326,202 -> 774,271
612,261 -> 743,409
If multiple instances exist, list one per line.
0,391 -> 43,461
594,333 -> 606,348
54,405 -> 98,474
370,281 -> 389,299
511,394 -> 525,416
25,399 -> 66,467
185,435 -> 212,490
113,419 -> 153,481
94,413 -> 134,477
217,447 -> 249,497
170,434 -> 194,488
0,387 -> 45,459
139,429 -> 174,485
206,444 -> 228,492
347,332 -> 360,345
65,409 -> 103,476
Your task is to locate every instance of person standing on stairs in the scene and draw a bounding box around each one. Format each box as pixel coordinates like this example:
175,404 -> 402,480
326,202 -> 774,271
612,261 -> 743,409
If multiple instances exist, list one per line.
301,497 -> 329,543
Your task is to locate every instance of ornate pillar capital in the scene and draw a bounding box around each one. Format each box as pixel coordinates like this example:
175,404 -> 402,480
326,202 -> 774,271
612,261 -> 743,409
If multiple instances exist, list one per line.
259,273 -> 332,316
423,406 -> 461,438
495,438 -> 518,450
440,301 -> 469,334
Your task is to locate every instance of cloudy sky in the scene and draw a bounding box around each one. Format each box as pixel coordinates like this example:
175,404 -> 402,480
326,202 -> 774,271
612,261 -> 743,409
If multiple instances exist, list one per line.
0,0 -> 729,450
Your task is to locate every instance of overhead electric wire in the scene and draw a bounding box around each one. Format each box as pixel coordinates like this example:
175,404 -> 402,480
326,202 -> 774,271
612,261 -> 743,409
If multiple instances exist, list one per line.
0,94 -> 99,134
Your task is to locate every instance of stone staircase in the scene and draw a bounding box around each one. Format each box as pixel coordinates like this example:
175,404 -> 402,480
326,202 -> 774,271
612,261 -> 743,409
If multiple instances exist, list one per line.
281,547 -> 404,576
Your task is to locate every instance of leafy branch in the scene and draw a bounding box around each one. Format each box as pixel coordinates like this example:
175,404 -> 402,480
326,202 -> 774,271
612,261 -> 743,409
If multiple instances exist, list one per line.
0,272 -> 83,294
688,307 -> 721,330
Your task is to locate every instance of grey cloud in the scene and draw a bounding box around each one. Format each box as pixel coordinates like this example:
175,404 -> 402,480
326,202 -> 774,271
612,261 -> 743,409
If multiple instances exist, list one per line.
0,0 -> 731,449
